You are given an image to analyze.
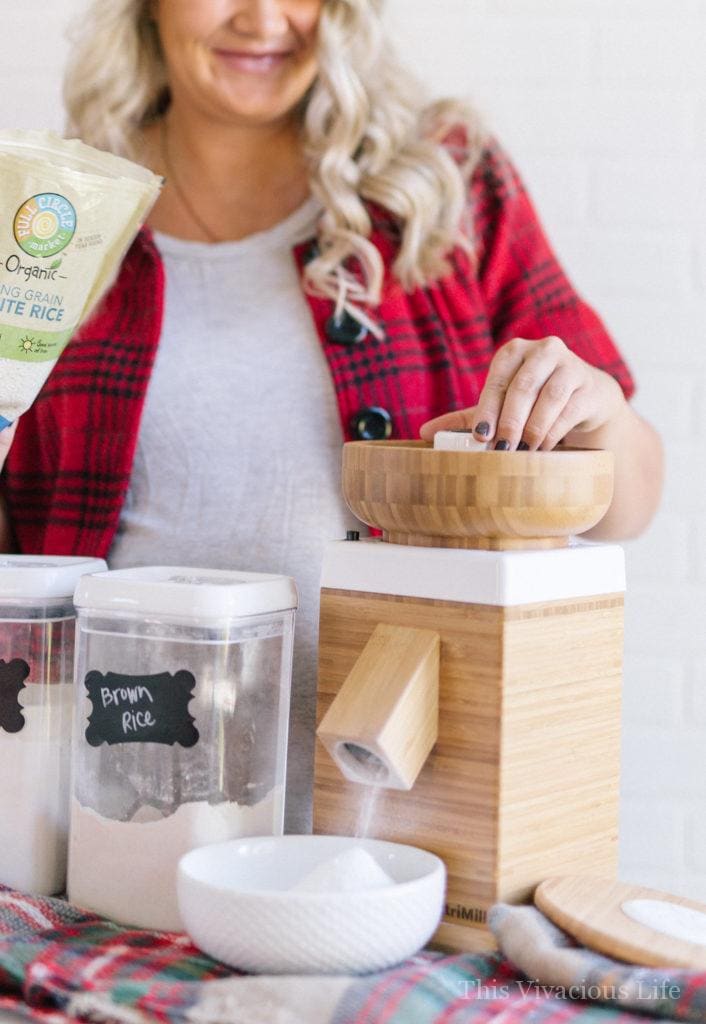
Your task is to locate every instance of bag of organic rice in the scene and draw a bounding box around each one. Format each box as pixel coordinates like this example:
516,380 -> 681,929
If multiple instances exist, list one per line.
0,130 -> 162,428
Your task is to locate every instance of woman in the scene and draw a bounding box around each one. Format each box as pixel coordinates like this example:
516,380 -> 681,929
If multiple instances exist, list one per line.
0,0 -> 662,831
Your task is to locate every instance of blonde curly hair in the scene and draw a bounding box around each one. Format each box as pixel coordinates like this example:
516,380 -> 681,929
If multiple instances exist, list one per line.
64,0 -> 486,326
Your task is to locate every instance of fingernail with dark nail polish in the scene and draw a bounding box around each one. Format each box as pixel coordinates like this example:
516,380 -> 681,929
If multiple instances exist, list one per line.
474,421 -> 490,437
518,441 -> 530,451
495,439 -> 510,451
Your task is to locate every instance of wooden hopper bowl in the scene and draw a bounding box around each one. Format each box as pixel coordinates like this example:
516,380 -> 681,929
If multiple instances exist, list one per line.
342,441 -> 614,551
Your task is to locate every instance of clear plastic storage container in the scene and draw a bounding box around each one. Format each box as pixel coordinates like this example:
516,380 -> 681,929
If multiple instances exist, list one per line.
68,566 -> 298,931
0,555 -> 106,894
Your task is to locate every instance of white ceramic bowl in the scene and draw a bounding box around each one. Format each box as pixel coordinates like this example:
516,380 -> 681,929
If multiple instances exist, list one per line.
177,834 -> 446,975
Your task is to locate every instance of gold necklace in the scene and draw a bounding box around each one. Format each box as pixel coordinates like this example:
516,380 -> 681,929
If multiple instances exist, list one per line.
160,120 -> 221,243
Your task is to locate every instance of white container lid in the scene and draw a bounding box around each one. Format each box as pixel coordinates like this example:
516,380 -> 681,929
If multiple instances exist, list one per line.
0,555 -> 107,600
73,566 -> 299,621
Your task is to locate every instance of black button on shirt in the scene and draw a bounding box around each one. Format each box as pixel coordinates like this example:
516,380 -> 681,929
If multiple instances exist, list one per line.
325,311 -> 369,346
352,407 -> 393,440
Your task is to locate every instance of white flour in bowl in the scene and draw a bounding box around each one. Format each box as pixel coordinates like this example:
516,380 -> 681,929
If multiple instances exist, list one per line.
68,788 -> 282,932
293,846 -> 395,893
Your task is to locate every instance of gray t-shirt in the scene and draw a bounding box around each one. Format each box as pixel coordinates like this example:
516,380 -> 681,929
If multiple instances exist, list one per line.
108,198 -> 362,832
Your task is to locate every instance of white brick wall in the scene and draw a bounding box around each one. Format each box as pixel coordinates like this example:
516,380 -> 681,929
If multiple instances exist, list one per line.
387,0 -> 706,903
1,0 -> 705,898
0,4 -> 76,132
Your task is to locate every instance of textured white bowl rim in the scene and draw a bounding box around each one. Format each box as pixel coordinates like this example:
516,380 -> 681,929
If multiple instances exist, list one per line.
178,834 -> 446,899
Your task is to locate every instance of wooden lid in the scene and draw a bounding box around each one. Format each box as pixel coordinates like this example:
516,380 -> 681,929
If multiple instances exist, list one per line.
536,876 -> 706,969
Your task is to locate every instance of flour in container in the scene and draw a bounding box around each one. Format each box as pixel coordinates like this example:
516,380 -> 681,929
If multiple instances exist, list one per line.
0,682 -> 74,894
69,789 -> 282,932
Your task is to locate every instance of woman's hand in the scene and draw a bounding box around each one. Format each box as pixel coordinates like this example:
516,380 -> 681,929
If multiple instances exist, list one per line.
420,336 -> 626,450
0,421 -> 16,472
420,335 -> 663,541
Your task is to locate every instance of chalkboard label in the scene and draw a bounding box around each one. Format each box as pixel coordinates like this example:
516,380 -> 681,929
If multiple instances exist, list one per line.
84,670 -> 199,748
0,659 -> 29,734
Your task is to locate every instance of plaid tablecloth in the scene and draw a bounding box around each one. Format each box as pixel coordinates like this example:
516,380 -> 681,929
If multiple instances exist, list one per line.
0,888 -> 702,1024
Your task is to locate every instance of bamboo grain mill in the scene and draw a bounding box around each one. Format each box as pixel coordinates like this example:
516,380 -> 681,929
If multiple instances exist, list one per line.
313,436 -> 624,952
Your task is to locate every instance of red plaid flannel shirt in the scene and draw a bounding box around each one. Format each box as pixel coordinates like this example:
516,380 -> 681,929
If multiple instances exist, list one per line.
3,141 -> 634,557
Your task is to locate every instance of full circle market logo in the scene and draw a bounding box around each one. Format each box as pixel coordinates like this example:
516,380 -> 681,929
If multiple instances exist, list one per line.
13,193 -> 76,258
